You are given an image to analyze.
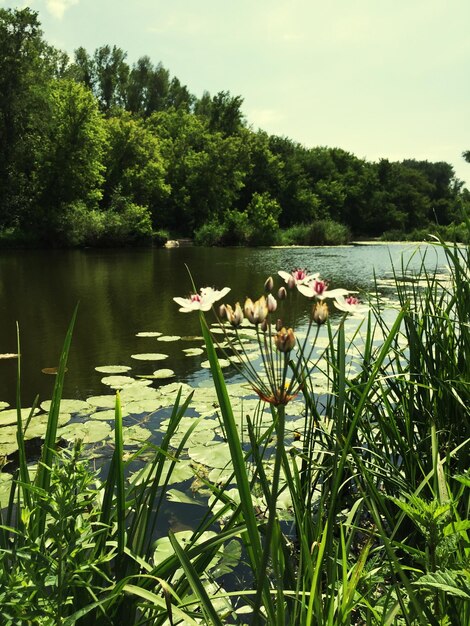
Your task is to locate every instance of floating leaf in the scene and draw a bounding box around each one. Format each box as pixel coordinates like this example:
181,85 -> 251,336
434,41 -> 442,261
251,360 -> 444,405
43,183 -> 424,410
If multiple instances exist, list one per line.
0,408 -> 40,427
157,335 -> 181,342
0,353 -> 18,360
182,347 -> 204,357
153,531 -> 217,566
95,365 -> 132,374
131,353 -> 168,361
86,395 -> 117,409
188,442 -> 233,469
101,375 -> 137,388
136,331 -> 162,337
41,366 -> 67,375
123,424 -> 152,445
201,359 -> 231,369
40,399 -> 91,414
0,473 -> 13,507
58,420 -> 112,444
151,369 -> 175,379
0,402 -> 10,411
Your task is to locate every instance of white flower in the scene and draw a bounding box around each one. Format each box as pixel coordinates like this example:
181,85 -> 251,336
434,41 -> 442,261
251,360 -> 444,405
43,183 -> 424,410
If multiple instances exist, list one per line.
278,268 -> 318,286
333,295 -> 369,314
297,277 -> 351,301
173,287 -> 231,313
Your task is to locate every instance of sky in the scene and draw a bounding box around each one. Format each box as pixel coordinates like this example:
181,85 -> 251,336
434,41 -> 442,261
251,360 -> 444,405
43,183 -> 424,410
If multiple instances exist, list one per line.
3,0 -> 470,186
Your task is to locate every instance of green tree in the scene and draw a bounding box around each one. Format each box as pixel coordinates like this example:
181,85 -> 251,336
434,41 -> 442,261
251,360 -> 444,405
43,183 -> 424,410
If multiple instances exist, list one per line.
103,112 -> 169,225
22,79 -> 106,241
0,8 -> 58,229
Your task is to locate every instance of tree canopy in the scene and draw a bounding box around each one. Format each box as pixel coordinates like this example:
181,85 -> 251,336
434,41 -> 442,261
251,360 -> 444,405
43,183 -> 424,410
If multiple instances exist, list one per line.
0,7 -> 468,247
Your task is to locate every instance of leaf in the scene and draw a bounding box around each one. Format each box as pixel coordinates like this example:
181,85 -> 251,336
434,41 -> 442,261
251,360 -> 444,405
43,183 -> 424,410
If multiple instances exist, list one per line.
413,570 -> 470,599
95,365 -> 132,374
136,331 -> 162,337
131,353 -> 169,361
157,335 -> 181,342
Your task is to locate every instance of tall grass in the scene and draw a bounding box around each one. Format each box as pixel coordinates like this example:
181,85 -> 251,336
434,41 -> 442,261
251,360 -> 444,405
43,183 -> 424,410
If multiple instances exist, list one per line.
0,233 -> 468,624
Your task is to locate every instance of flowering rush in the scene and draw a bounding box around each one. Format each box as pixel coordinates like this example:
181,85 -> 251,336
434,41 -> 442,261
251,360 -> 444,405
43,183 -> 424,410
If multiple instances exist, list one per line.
173,286 -> 230,312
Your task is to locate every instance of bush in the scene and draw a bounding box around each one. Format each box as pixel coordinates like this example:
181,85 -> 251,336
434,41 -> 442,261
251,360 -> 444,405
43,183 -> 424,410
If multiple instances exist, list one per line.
281,220 -> 350,245
194,220 -> 226,246
246,192 -> 281,245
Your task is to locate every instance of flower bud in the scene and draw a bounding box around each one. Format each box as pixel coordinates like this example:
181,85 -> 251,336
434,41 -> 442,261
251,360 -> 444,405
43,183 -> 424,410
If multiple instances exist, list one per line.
275,318 -> 283,331
264,276 -> 274,292
244,297 -> 255,323
277,286 -> 287,300
312,301 -> 329,325
253,296 -> 268,324
260,319 -> 268,333
219,304 -> 226,318
274,327 -> 296,353
287,276 -> 296,290
266,293 -> 277,313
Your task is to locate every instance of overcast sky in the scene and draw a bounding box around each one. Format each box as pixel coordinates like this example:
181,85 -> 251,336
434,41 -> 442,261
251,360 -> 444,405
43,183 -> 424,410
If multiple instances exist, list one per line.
5,0 -> 470,185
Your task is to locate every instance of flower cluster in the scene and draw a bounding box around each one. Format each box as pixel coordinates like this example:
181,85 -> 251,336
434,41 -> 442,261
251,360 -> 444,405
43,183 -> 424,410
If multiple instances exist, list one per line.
174,269 -> 367,405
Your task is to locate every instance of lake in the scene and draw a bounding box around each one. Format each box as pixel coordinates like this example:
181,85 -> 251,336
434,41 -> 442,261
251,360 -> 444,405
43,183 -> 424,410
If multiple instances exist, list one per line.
0,242 -> 447,409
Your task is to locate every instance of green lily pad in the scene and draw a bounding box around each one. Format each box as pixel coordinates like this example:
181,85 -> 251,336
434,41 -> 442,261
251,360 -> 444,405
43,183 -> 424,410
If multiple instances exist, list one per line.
95,365 -> 132,374
86,395 -> 117,409
24,413 -> 71,438
153,530 -> 217,566
131,353 -> 168,361
182,347 -> 204,357
131,459 -> 195,488
40,399 -> 91,414
90,409 -> 117,421
123,424 -> 152,445
151,369 -> 175,379
136,331 -> 162,337
0,402 -> 10,411
120,385 -> 159,403
188,442 -> 232,470
101,375 -> 137,388
201,359 -> 231,369
157,335 -> 181,342
58,420 -> 112,444
0,408 -> 40,427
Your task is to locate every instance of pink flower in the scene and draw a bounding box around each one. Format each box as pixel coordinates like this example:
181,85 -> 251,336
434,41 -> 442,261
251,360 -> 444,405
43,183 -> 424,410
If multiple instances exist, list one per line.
173,286 -> 231,313
333,295 -> 369,314
278,268 -> 318,287
297,277 -> 351,301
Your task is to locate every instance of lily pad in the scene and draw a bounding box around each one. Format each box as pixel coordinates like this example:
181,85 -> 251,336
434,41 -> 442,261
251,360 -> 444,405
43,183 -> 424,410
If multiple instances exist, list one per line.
58,420 -> 112,444
0,353 -> 18,360
95,365 -> 132,374
157,335 -> 181,342
86,395 -> 117,409
40,399 -> 91,414
201,359 -> 231,369
0,402 -> 10,411
188,442 -> 233,470
136,331 -> 162,337
153,530 -> 217,566
151,369 -> 175,379
131,459 -> 194,487
0,408 -> 40,427
101,375 -> 137,388
123,424 -> 152,445
182,347 -> 204,357
131,353 -> 168,361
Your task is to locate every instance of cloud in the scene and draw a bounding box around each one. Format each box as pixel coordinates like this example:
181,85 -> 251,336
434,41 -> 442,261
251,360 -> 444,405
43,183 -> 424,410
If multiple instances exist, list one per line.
46,0 -> 79,20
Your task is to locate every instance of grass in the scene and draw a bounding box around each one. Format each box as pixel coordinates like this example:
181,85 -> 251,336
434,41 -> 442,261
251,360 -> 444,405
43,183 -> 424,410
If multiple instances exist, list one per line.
0,231 -> 468,624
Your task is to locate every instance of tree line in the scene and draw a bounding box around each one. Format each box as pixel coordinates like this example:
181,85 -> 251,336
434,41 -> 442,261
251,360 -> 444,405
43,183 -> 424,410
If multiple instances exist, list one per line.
1,7 -> 468,247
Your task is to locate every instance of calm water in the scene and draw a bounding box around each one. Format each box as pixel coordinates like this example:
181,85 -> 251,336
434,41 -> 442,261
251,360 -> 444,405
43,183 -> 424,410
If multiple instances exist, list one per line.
0,243 -> 447,407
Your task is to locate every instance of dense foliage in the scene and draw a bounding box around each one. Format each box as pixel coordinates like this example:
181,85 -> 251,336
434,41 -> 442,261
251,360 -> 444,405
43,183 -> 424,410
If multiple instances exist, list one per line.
0,7 -> 469,247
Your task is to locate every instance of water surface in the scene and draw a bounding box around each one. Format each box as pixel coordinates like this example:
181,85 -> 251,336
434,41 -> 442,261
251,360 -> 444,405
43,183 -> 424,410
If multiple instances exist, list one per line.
0,243 -> 446,407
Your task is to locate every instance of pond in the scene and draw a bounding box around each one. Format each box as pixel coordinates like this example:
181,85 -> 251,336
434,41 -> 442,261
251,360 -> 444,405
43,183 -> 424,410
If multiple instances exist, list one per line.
0,242 -> 447,410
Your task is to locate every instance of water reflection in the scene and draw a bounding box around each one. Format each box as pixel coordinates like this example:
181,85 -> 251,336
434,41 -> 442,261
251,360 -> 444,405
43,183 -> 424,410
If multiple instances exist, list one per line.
0,243 -> 446,406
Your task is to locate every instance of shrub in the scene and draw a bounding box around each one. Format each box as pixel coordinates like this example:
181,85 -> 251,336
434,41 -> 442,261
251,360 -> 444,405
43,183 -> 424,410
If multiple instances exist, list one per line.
246,192 -> 281,245
281,220 -> 350,245
194,220 -> 226,246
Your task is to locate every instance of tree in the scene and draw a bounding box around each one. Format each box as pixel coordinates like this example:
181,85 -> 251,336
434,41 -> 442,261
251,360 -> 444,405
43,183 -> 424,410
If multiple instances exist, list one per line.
0,8 -> 56,229
21,79 -> 106,240
103,113 -> 169,225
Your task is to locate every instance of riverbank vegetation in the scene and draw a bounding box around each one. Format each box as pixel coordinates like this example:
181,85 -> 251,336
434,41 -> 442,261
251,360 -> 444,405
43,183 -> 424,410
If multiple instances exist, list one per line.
0,231 -> 468,624
1,7 -> 469,248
